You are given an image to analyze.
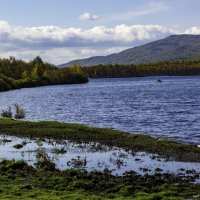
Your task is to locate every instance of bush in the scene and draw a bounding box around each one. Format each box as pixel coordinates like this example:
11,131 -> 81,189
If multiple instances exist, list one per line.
0,107 -> 12,118
14,104 -> 26,119
0,104 -> 26,119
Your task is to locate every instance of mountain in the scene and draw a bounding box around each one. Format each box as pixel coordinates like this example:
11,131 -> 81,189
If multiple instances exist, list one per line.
61,34 -> 200,67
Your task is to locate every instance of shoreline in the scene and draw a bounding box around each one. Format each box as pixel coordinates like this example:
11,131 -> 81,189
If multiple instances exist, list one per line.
1,118 -> 200,162
1,74 -> 200,93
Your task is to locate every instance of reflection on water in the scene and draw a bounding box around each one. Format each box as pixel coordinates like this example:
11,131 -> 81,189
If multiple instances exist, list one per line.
0,76 -> 200,144
1,135 -> 200,181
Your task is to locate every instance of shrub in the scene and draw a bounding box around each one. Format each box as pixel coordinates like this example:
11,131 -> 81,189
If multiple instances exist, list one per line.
14,104 -> 26,119
0,106 -> 12,118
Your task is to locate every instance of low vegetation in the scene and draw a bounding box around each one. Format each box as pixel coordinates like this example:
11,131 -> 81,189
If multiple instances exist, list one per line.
0,118 -> 200,162
0,106 -> 12,118
14,104 -> 26,119
0,159 -> 200,199
1,104 -> 26,119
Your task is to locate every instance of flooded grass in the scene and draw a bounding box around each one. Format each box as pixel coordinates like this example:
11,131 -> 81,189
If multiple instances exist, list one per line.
1,118 -> 200,199
0,118 -> 200,163
1,135 -> 200,180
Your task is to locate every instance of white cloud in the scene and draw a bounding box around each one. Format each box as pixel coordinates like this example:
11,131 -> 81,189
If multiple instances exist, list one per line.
185,26 -> 200,34
0,20 -> 11,32
79,12 -> 99,21
0,21 -> 177,50
0,19 -> 198,64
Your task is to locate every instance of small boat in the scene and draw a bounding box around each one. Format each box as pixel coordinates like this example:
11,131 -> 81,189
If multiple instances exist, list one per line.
157,79 -> 162,83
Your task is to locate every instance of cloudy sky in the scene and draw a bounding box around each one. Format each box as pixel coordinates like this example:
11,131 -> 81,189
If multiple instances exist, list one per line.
0,0 -> 200,65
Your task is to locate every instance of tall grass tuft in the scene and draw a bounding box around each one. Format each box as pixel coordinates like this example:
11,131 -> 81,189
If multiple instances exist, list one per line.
14,104 -> 26,119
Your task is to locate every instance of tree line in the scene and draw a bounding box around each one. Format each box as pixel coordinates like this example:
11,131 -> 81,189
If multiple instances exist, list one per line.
0,56 -> 88,92
1,57 -> 200,92
84,60 -> 200,78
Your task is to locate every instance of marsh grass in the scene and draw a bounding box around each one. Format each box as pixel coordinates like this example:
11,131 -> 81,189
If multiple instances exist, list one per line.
0,159 -> 200,199
35,148 -> 56,171
0,118 -> 200,162
67,156 -> 87,169
0,119 -> 200,199
51,146 -> 67,154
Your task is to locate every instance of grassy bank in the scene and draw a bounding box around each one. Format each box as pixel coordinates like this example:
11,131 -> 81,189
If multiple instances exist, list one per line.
0,118 -> 200,162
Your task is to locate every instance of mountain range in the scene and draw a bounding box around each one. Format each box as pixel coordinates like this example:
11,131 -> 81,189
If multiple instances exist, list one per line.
61,34 -> 200,67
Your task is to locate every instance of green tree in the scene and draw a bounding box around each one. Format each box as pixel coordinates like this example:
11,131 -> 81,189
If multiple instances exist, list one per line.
32,63 -> 44,79
21,70 -> 29,79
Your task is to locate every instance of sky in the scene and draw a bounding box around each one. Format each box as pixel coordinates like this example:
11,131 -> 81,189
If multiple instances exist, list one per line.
0,0 -> 200,64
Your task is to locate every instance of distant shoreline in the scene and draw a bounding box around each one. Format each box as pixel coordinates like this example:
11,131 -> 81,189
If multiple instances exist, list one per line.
1,73 -> 200,93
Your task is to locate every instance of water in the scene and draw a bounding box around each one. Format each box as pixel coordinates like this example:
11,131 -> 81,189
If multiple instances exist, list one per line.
0,76 -> 200,144
1,135 -> 200,179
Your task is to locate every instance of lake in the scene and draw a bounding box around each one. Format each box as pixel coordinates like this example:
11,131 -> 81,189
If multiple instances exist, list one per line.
0,76 -> 200,144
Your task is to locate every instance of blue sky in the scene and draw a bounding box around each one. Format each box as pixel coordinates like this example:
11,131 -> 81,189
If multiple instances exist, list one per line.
0,0 -> 200,64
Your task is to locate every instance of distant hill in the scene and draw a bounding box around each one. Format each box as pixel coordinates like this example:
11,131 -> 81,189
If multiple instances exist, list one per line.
60,34 -> 200,67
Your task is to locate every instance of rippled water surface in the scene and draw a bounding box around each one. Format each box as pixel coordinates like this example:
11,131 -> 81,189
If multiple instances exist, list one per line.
0,76 -> 200,144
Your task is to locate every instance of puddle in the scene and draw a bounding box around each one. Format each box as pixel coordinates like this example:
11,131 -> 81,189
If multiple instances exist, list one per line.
0,135 -> 200,181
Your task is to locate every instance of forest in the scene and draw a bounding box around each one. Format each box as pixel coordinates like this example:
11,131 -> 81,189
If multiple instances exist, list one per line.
84,60 -> 200,78
0,56 -> 88,92
1,57 -> 200,92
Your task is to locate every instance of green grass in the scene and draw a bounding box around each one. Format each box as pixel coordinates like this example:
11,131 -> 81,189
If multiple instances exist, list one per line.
0,118 -> 200,162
